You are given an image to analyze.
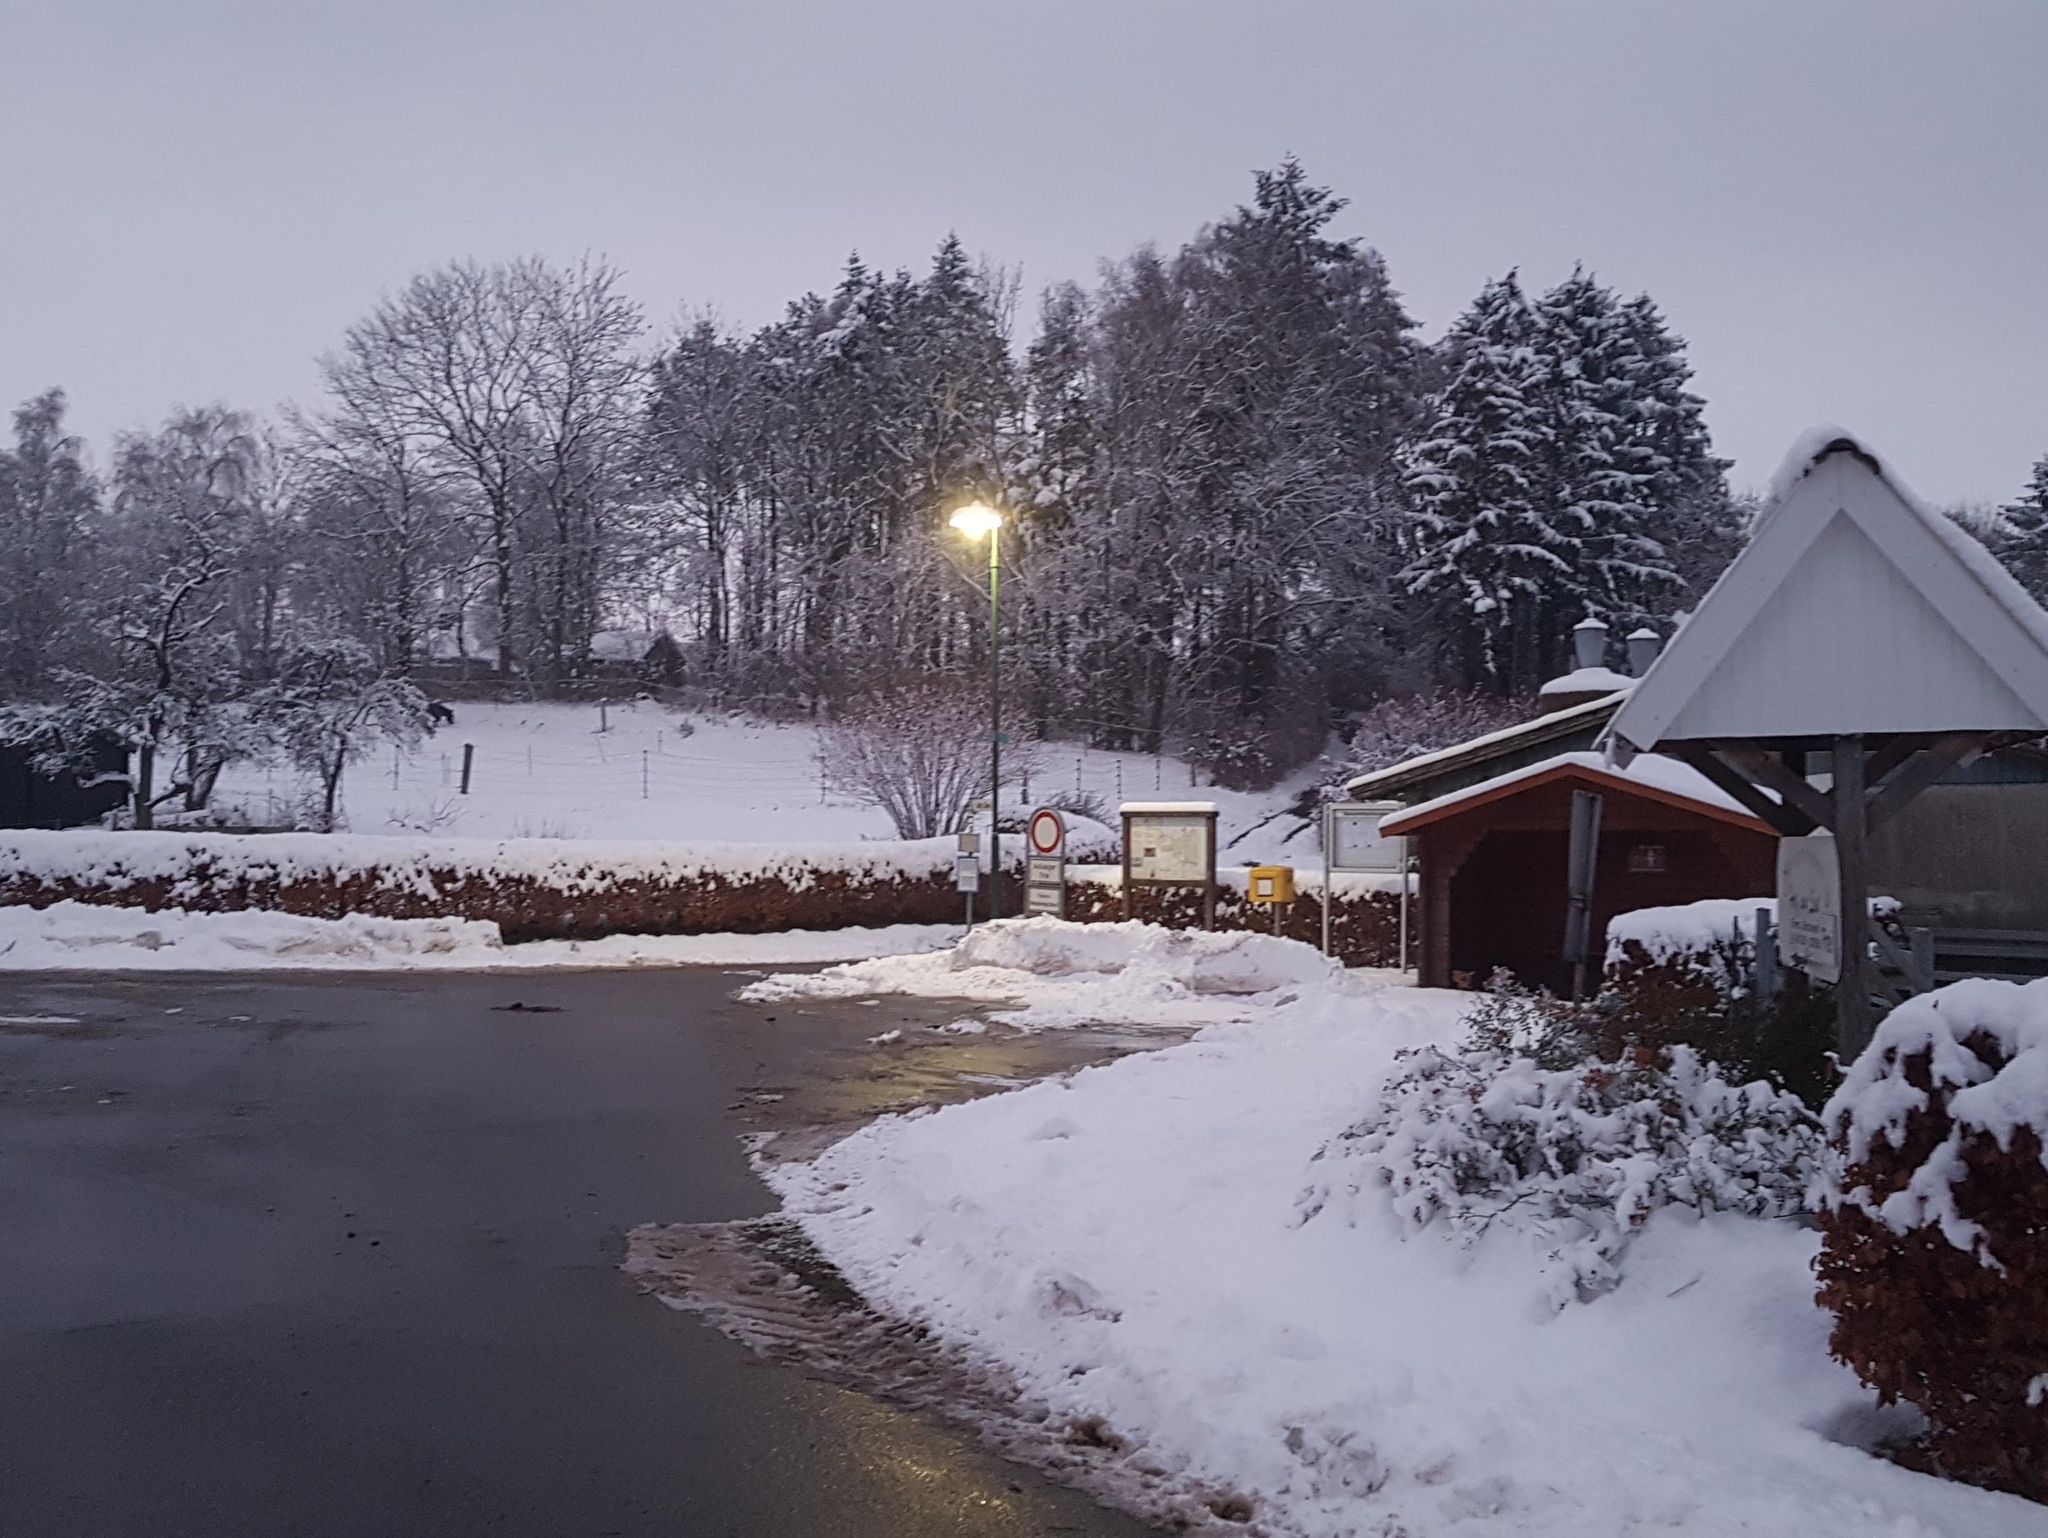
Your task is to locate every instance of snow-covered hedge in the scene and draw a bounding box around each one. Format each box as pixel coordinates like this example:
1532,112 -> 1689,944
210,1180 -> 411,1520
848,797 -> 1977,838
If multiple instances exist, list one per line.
1303,1037 -> 1822,1308
0,828 -> 964,941
0,829 -> 1408,955
1061,868 -> 1405,968
1815,977 -> 2048,1501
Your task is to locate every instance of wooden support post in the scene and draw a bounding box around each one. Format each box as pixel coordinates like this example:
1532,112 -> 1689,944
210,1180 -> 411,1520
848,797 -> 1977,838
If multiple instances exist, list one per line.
459,742 -> 475,796
1834,734 -> 1872,1059
1755,905 -> 1779,1005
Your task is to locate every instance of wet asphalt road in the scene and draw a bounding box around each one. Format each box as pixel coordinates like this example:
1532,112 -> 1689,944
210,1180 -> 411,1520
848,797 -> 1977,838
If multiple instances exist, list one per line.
0,970 -> 1152,1538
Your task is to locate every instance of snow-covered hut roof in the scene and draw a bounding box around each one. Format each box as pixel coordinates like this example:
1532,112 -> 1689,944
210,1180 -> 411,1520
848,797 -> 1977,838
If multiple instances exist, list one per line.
1344,689 -> 1626,802
1377,750 -> 1770,838
1608,428 -> 2048,754
1537,666 -> 1636,700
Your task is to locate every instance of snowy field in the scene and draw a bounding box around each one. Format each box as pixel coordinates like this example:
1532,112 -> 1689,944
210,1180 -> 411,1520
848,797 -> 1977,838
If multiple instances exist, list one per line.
0,901 -> 954,972
761,921 -> 2040,1538
206,699 -> 1321,862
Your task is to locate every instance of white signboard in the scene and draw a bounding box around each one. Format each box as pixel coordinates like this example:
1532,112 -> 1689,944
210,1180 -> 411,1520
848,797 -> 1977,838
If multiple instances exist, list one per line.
1328,801 -> 1407,872
1128,816 -> 1210,883
1023,883 -> 1064,916
953,852 -> 982,893
1776,832 -> 1841,983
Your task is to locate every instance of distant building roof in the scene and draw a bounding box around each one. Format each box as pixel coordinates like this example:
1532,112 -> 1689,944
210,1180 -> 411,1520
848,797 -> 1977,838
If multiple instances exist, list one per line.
589,629 -> 671,663
1538,666 -> 1635,700
1345,690 -> 1627,804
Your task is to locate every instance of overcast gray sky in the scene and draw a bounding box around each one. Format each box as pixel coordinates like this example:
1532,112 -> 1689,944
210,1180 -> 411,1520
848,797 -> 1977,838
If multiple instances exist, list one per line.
4,0 -> 2043,503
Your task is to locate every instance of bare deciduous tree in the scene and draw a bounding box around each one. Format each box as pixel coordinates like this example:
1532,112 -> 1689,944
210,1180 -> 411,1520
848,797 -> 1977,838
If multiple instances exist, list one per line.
816,683 -> 1036,840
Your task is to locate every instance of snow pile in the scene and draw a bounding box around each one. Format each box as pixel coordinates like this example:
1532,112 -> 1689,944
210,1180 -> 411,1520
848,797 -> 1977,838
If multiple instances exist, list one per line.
771,984 -> 2030,1537
1606,898 -> 1771,971
1821,976 -> 2048,1261
1302,1041 -> 1822,1307
737,916 -> 1354,1030
0,900 -> 953,972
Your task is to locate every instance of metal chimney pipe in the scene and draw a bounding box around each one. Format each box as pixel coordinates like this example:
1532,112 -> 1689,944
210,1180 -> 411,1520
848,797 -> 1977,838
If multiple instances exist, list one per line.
1625,627 -> 1662,677
1572,615 -> 1609,671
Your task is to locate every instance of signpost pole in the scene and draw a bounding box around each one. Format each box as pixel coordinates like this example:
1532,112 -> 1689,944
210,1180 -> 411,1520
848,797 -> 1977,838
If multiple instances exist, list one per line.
1399,836 -> 1411,975
1321,803 -> 1333,957
1834,736 -> 1872,1058
987,526 -> 1002,920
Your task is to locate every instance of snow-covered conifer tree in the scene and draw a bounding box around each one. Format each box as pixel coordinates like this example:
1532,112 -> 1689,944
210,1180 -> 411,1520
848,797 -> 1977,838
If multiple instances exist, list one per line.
1402,274 -> 1559,692
1996,454 -> 2048,600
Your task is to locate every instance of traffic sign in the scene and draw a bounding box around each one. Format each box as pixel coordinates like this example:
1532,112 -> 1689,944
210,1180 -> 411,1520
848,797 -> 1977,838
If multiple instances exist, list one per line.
1028,808 -> 1066,856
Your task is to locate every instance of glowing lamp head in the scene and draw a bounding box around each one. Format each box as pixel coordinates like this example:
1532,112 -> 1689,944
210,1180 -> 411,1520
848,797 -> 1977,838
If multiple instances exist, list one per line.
948,502 -> 1003,539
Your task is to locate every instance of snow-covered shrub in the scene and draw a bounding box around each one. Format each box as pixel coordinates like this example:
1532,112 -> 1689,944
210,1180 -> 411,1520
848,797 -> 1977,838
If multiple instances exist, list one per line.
1604,902 -> 1836,1107
1303,1012 -> 1823,1307
1815,978 -> 2048,1502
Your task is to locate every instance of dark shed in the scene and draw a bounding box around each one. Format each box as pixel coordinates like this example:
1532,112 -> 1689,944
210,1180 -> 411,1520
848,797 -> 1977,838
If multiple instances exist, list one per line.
0,737 -> 129,829
1380,753 -> 1776,993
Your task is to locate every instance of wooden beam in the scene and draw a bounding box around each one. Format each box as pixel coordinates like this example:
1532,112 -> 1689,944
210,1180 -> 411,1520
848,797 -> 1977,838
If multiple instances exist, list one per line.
1717,745 -> 1837,830
1835,735 -> 1873,1059
1864,733 -> 1921,786
1865,732 -> 1987,834
1666,744 -> 1817,836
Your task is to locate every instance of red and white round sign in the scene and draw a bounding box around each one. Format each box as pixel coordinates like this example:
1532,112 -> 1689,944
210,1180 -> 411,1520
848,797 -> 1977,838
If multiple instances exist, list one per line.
1027,808 -> 1066,857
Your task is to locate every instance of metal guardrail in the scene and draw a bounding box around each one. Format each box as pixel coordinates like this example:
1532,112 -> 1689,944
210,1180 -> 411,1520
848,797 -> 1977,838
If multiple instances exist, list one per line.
1932,928 -> 2048,985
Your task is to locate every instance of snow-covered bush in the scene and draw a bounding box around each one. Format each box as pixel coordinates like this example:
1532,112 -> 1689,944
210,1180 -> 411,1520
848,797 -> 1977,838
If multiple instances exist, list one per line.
816,682 -> 1040,839
1815,977 -> 2048,1502
1303,1014 -> 1823,1307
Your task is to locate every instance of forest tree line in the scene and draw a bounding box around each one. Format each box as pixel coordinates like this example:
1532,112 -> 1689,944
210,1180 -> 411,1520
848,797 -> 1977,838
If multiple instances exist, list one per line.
5,161 -> 2044,798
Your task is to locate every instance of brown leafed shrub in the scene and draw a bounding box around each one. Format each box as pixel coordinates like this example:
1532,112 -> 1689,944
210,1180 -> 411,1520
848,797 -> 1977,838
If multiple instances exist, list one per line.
1061,879 -> 1404,969
1816,983 -> 2048,1503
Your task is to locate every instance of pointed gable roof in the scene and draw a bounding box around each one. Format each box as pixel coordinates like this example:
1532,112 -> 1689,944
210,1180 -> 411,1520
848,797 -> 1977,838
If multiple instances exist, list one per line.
1608,428 -> 2048,754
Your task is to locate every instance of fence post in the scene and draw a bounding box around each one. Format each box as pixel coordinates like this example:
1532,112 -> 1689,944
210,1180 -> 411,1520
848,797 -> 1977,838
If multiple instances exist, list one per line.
1754,906 -> 1779,1005
1909,925 -> 1936,997
459,743 -> 475,796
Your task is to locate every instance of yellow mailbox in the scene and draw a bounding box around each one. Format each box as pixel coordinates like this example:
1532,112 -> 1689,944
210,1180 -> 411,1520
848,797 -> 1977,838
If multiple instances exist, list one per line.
1246,865 -> 1296,905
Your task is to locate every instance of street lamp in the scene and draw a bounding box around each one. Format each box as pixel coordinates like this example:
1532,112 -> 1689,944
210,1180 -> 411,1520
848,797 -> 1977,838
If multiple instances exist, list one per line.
949,501 -> 1004,918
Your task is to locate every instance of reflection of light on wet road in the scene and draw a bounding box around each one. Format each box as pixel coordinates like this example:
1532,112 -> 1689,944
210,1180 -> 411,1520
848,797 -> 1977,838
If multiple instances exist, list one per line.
725,993 -> 1188,1165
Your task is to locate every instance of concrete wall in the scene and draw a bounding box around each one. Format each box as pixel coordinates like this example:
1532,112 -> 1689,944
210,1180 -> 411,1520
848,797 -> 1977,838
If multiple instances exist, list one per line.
1870,783 -> 2048,931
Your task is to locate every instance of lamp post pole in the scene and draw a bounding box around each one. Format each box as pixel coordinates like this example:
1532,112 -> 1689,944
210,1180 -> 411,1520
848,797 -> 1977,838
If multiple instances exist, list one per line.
987,523 -> 1002,919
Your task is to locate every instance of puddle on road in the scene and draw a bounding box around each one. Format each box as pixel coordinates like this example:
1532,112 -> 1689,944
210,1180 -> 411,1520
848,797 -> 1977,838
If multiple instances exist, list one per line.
725,996 -> 1188,1165
629,994 -> 1246,1534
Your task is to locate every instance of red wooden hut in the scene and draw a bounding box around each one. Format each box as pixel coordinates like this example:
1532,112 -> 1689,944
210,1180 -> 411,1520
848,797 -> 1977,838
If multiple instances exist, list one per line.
1378,752 -> 1777,992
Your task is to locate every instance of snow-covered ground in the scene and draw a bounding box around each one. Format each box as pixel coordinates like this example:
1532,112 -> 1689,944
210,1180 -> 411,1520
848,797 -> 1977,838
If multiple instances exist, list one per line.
0,901 -> 954,972
205,700 -> 1322,862
762,921 -> 2041,1538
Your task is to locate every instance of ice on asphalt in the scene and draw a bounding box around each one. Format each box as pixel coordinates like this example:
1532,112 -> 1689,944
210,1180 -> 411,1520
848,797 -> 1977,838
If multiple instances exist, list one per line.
765,920 -> 2041,1538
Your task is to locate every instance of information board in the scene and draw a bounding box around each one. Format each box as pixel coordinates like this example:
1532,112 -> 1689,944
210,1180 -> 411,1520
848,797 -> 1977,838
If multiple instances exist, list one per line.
1128,816 -> 1211,883
1327,801 -> 1406,872
1777,832 -> 1841,984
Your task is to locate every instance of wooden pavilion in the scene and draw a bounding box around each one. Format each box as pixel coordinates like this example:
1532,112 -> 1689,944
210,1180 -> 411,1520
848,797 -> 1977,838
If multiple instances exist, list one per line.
1604,430 -> 2048,1053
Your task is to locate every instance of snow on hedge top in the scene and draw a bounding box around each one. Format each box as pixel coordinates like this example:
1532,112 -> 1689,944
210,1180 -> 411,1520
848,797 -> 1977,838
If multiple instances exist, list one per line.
1823,975 -> 2048,1261
0,827 -> 956,899
1606,898 -> 1772,968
